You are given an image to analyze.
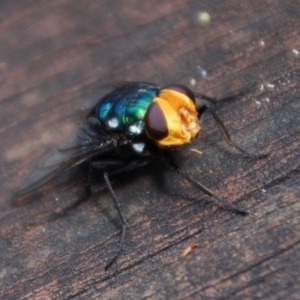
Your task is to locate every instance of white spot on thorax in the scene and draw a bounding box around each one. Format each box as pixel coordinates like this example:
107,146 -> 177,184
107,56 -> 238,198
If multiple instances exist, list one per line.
129,121 -> 143,134
108,118 -> 119,128
132,143 -> 145,153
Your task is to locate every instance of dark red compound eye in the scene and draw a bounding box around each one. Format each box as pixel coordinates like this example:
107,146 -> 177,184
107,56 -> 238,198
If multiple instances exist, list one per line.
164,84 -> 196,103
145,102 -> 168,140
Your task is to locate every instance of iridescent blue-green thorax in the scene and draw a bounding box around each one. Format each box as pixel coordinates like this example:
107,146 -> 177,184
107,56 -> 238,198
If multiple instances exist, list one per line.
95,84 -> 159,136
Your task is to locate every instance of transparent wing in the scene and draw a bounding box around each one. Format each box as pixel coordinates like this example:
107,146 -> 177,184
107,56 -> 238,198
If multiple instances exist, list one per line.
19,117 -> 115,194
113,81 -> 159,90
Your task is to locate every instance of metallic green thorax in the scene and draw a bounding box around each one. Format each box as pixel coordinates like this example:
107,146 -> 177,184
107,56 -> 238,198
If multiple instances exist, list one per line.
95,84 -> 159,134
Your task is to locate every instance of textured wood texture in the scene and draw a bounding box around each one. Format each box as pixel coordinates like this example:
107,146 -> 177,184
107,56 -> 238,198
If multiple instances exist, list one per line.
1,1 -> 300,299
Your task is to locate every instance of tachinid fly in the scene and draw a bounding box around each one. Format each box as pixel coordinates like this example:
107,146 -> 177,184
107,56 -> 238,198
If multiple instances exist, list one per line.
20,81 -> 256,270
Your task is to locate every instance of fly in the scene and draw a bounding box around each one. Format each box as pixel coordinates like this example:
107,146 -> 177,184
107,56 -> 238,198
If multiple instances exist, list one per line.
19,81 -> 261,270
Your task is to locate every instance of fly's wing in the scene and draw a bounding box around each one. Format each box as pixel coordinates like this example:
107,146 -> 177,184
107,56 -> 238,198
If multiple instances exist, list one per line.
113,81 -> 159,91
19,117 -> 115,194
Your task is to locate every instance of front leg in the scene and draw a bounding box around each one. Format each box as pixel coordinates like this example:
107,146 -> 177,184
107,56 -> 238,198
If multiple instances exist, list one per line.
198,104 -> 249,155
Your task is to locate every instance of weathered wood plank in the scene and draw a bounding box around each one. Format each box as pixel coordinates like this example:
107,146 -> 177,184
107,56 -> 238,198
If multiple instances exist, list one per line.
0,1 -> 299,299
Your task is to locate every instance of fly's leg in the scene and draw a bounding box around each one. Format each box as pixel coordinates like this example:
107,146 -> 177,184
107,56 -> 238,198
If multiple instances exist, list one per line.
62,163 -> 92,211
24,163 -> 93,226
103,172 -> 128,271
195,83 -> 267,158
197,104 -> 267,159
195,81 -> 256,104
50,163 -> 93,219
198,104 -> 249,155
164,157 -> 247,215
177,168 -> 247,215
92,158 -> 152,270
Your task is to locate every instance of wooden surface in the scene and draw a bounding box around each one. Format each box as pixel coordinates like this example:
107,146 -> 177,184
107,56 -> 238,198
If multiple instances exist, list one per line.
1,1 -> 300,299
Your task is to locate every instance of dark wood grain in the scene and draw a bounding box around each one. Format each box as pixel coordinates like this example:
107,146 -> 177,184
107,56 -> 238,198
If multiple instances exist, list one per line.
1,1 -> 300,299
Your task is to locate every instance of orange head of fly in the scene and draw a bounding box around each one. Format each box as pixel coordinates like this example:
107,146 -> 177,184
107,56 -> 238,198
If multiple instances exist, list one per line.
145,84 -> 201,148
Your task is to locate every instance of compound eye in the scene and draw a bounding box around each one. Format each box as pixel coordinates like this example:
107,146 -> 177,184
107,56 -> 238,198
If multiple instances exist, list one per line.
145,102 -> 168,140
164,84 -> 196,103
